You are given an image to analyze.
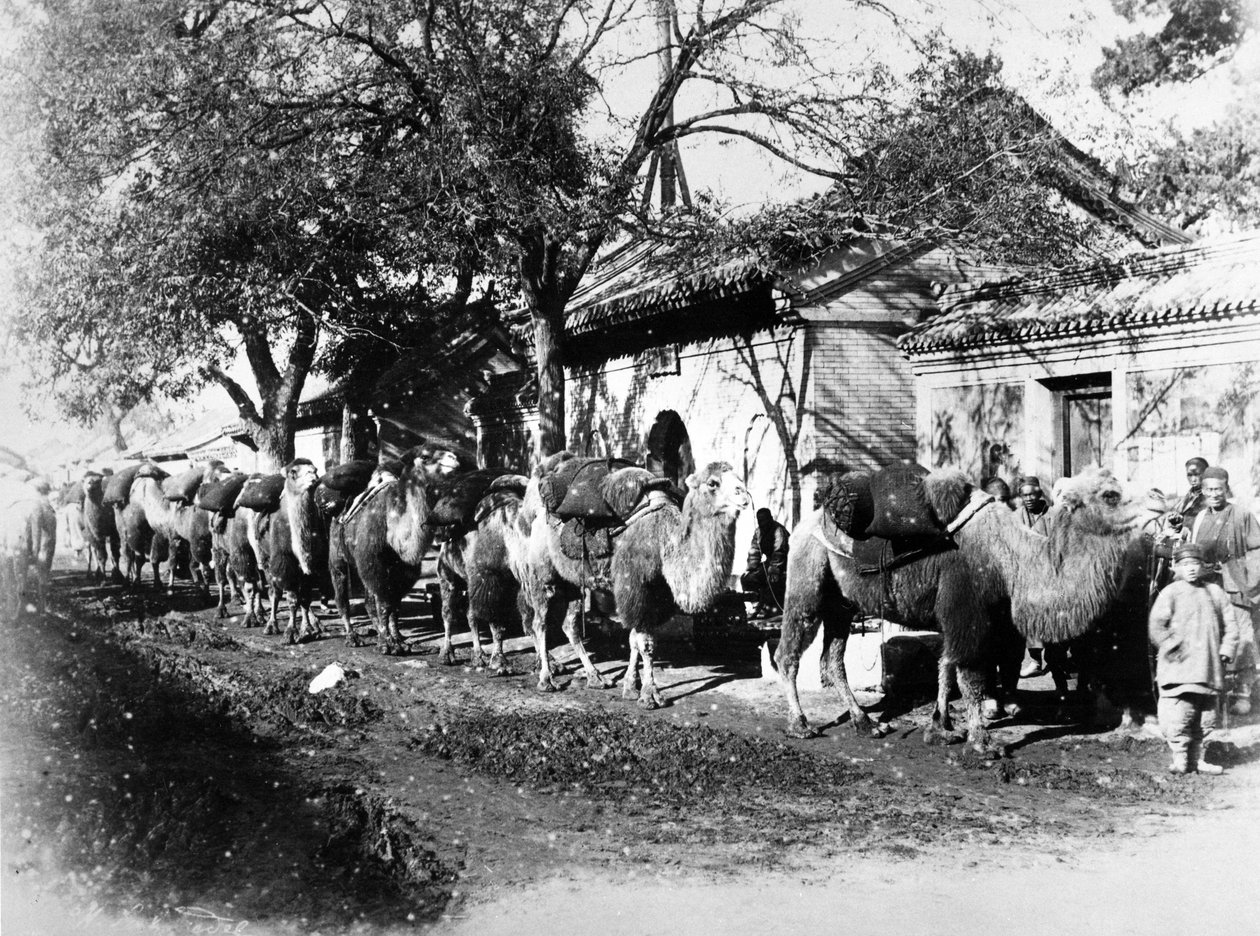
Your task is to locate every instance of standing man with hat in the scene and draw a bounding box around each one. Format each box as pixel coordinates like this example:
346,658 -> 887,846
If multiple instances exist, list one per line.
1189,465 -> 1260,714
1014,476 -> 1054,678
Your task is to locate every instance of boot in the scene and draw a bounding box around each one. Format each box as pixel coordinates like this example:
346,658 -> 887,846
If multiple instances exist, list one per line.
1196,760 -> 1224,775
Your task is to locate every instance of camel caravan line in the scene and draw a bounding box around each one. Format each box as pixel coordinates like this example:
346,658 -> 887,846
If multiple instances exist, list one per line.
5,447 -> 1159,758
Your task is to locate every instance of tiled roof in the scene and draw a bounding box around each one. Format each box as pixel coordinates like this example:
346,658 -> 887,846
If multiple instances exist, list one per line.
564,238 -> 775,337
900,229 -> 1260,354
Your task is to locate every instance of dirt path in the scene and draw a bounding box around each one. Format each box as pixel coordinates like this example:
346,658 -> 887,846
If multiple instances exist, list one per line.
3,563 -> 1258,935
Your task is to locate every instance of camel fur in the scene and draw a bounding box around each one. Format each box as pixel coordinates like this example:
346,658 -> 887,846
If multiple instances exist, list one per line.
0,479 -> 57,620
434,475 -> 578,680
223,506 -> 270,628
168,463 -> 233,599
81,473 -> 122,581
776,465 -> 1144,756
329,443 -> 460,654
266,459 -> 326,643
523,459 -> 751,705
122,467 -> 178,591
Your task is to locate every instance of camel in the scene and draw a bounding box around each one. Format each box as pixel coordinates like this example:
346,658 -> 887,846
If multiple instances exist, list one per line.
523,459 -> 751,705
266,459 -> 327,644
329,443 -> 461,653
0,478 -> 57,620
224,505 -> 270,628
167,463 -> 233,597
81,472 -> 122,580
776,466 -> 1144,756
126,466 -> 185,592
433,473 -> 548,673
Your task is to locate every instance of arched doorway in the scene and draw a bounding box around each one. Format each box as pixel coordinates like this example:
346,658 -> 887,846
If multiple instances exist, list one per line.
645,410 -> 694,488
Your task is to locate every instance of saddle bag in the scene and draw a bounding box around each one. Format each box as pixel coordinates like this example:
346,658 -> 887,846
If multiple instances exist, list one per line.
163,467 -> 205,504
234,473 -> 285,513
196,472 -> 249,514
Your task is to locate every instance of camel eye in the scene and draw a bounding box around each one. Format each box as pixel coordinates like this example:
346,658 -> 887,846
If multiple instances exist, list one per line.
1102,490 -> 1121,507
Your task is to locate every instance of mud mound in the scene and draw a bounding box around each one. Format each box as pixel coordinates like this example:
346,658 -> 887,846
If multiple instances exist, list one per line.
413,710 -> 862,801
266,668 -> 383,728
986,758 -> 1196,803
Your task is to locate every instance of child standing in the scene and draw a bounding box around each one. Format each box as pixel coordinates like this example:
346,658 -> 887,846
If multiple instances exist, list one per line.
1148,542 -> 1241,774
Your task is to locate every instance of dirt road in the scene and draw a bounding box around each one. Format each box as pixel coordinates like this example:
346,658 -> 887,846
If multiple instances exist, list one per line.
2,563 -> 1257,935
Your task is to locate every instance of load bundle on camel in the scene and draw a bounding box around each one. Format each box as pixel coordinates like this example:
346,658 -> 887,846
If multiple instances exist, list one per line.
0,477 -> 57,620
521,453 -> 751,702
236,473 -> 286,512
163,462 -> 224,504
120,463 -> 174,590
329,442 -> 461,653
777,464 -> 1145,756
81,471 -> 121,580
434,472 -> 531,668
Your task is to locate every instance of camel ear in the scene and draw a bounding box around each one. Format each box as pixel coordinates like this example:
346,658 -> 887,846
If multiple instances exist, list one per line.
684,473 -> 700,491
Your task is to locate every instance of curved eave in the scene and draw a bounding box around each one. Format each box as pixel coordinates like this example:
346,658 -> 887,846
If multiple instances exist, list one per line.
900,300 -> 1260,357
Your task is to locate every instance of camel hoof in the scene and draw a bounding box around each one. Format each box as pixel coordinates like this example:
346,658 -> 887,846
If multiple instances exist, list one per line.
972,740 -> 1008,759
923,725 -> 961,746
216,606 -> 229,620
379,640 -> 405,656
284,627 -> 298,645
344,630 -> 364,648
438,651 -> 458,667
470,652 -> 490,669
637,692 -> 664,710
853,714 -> 887,738
263,621 -> 279,636
583,672 -> 611,690
785,719 -> 820,740
536,678 -> 561,693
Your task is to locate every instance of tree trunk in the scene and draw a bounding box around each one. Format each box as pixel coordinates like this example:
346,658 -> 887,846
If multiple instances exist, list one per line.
339,394 -> 377,462
254,423 -> 295,472
531,300 -> 567,458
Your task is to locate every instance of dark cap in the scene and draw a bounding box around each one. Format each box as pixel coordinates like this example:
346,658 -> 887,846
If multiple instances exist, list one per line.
1017,475 -> 1043,490
1185,457 -> 1208,471
1173,542 -> 1206,563
1201,466 -> 1229,483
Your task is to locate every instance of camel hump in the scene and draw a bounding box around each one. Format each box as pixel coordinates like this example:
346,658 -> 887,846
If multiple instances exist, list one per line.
163,467 -> 205,503
321,459 -> 377,495
600,466 -> 663,521
197,472 -> 249,514
102,464 -> 144,506
487,473 -> 529,497
234,474 -> 285,513
134,462 -> 169,482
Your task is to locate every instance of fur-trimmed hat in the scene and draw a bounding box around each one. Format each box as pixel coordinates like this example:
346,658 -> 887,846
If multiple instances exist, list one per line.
1017,475 -> 1043,491
1201,466 -> 1229,483
1185,457 -> 1208,471
1173,542 -> 1206,563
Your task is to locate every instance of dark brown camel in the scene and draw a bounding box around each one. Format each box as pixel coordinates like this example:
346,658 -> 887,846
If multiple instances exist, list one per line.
264,459 -> 326,644
169,463 -> 234,597
225,505 -> 270,628
776,466 -> 1143,756
434,474 -> 535,672
123,466 -> 177,591
329,444 -> 460,654
523,460 -> 751,704
81,472 -> 122,581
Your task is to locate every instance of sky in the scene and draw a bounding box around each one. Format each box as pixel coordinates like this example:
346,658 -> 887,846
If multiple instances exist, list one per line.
2,0 -> 1258,467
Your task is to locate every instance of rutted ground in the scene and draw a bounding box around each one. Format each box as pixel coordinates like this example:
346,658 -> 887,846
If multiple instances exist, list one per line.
2,565 -> 1257,935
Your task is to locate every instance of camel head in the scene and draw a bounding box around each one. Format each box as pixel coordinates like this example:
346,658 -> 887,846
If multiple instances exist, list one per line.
400,443 -> 460,483
1049,466 -> 1142,537
283,458 -> 320,495
684,462 -> 752,518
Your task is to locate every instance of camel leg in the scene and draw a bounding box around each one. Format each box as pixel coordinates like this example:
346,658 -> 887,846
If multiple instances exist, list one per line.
302,598 -> 323,642
562,604 -> 610,690
264,587 -> 281,636
925,655 -> 961,745
959,664 -> 1005,757
437,560 -> 468,666
329,552 -> 360,647
820,612 -> 888,738
620,633 -> 642,699
239,580 -> 260,628
283,589 -> 302,644
375,599 -> 406,655
531,589 -> 564,692
776,538 -> 841,738
630,627 -> 664,710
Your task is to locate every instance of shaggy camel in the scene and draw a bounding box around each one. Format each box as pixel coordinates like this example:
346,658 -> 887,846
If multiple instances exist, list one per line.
434,473 -> 547,672
0,479 -> 57,620
524,460 -> 751,704
266,459 -> 326,644
776,466 -> 1143,756
81,472 -> 122,580
167,463 -> 234,597
329,444 -> 460,653
118,466 -> 173,590
224,505 -> 270,628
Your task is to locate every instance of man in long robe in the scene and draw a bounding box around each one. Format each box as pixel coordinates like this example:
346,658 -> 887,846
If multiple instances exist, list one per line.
1190,466 -> 1260,713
